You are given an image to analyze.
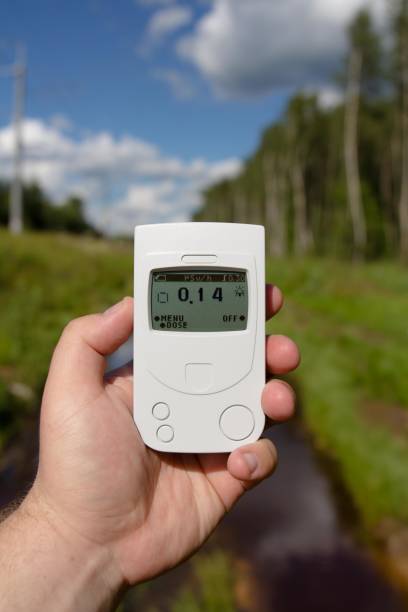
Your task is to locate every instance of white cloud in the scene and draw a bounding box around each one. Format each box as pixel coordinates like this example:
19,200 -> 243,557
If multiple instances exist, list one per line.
0,117 -> 241,234
96,181 -> 184,234
316,85 -> 344,109
153,68 -> 196,99
177,0 -> 385,98
313,0 -> 384,23
148,5 -> 192,39
138,4 -> 193,56
49,114 -> 73,132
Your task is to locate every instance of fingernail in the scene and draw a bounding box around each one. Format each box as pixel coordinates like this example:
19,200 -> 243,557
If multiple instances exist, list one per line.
103,299 -> 124,317
243,452 -> 258,475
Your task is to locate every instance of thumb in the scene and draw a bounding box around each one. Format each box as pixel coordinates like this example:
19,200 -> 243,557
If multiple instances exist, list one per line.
44,297 -> 133,402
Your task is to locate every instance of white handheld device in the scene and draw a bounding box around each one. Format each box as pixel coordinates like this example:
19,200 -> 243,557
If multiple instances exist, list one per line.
133,222 -> 265,453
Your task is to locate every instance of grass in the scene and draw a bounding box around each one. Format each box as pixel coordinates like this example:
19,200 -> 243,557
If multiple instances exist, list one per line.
169,551 -> 236,612
267,257 -> 408,529
0,231 -> 133,443
119,550 -> 238,611
1,229 -> 407,537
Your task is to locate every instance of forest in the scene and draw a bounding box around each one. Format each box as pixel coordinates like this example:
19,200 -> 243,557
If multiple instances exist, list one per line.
194,1 -> 408,262
0,182 -> 97,235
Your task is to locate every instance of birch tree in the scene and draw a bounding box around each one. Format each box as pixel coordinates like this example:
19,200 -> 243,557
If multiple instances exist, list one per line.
392,0 -> 408,259
344,9 -> 381,259
286,95 -> 316,255
263,153 -> 286,257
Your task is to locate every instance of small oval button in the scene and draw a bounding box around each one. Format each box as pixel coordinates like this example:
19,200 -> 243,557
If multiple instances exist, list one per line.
152,402 -> 170,420
181,254 -> 217,264
157,424 -> 174,443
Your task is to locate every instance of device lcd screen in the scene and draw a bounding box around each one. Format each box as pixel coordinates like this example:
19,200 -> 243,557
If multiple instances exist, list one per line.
151,269 -> 248,332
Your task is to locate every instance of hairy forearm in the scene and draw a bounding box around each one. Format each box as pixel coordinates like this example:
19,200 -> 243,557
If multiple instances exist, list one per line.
0,493 -> 125,612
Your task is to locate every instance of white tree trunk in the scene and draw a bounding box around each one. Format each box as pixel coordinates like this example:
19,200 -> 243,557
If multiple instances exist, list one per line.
398,36 -> 408,260
232,187 -> 247,223
344,47 -> 367,258
292,159 -> 314,255
263,154 -> 285,257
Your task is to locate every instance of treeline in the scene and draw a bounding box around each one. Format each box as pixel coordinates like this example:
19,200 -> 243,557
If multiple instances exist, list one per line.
194,1 -> 408,261
0,182 -> 98,235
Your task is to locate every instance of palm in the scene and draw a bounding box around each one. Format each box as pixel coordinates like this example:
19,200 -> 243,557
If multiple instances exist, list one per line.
104,371 -> 237,584
39,366 -> 240,584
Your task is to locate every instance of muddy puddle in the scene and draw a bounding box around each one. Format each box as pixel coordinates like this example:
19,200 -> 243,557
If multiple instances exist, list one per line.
1,344 -> 407,611
219,422 -> 407,611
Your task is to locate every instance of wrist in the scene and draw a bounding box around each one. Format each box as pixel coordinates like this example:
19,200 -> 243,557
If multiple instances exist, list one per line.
0,488 -> 126,612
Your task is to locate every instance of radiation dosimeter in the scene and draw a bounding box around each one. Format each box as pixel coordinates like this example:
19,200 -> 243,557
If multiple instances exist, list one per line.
133,222 -> 265,453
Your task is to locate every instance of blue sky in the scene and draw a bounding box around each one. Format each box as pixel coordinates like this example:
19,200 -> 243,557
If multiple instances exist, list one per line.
0,0 -> 381,233
0,0 -> 289,160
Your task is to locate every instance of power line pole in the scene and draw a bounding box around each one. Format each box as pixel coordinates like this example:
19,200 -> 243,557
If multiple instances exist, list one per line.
9,45 -> 26,234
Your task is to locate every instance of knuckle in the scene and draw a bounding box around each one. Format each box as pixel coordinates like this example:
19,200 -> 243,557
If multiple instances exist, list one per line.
62,318 -> 83,337
61,314 -> 95,340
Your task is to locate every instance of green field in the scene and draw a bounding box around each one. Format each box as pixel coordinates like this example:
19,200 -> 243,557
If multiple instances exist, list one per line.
0,231 -> 132,442
266,258 -> 408,531
1,230 -> 408,539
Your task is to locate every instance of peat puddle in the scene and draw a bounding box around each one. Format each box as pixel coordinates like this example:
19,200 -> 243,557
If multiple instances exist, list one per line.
0,415 -> 406,611
218,421 -> 407,612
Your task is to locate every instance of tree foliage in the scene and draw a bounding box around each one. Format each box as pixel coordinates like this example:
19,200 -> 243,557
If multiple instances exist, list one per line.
0,182 -> 98,235
194,4 -> 407,260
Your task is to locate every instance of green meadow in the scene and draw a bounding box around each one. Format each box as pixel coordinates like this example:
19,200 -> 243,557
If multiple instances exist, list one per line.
267,258 -> 408,531
1,229 -> 408,538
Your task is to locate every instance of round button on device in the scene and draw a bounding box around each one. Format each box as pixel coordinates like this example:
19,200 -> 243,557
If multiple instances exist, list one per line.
157,425 -> 174,443
152,402 -> 170,420
219,405 -> 255,441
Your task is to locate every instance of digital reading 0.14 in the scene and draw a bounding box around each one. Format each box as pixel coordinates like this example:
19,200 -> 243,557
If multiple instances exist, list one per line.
151,269 -> 249,332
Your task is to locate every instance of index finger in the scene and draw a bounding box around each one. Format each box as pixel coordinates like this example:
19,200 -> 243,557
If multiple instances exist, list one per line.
266,284 -> 283,320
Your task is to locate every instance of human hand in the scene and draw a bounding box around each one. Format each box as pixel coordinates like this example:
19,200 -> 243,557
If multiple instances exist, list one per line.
9,287 -> 299,609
